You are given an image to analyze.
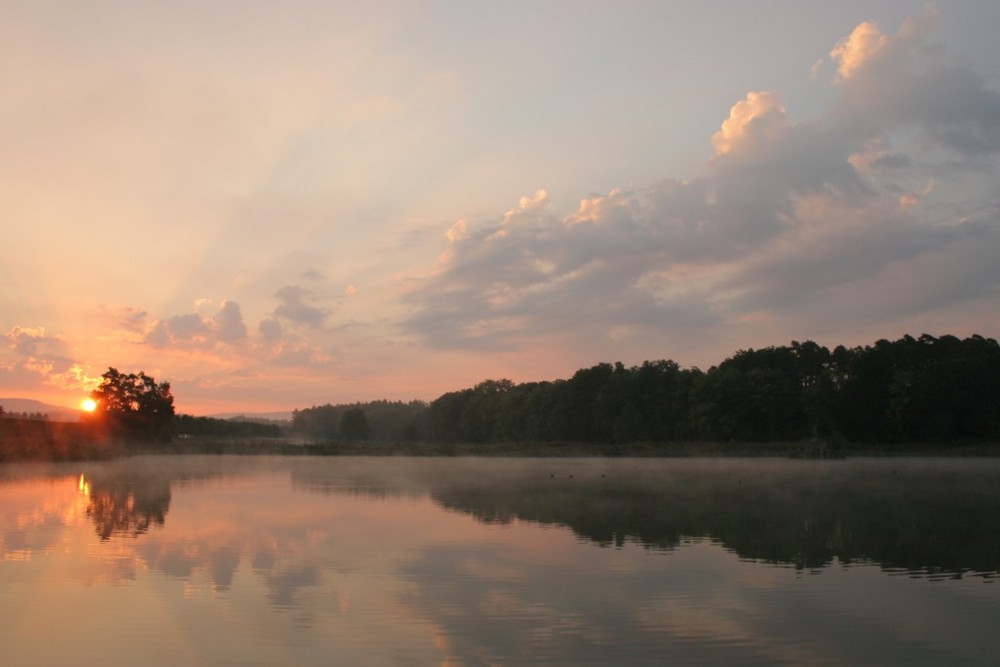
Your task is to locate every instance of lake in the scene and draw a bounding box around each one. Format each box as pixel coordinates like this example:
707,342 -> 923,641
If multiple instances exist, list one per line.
2,455 -> 998,665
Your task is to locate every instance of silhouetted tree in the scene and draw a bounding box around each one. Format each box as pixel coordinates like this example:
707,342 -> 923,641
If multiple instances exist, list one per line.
90,367 -> 175,442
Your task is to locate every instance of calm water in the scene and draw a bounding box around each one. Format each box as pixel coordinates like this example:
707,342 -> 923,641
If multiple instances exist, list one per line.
1,455 -> 999,666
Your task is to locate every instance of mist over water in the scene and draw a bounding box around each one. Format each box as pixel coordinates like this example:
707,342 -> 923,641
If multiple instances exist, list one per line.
2,456 -> 999,665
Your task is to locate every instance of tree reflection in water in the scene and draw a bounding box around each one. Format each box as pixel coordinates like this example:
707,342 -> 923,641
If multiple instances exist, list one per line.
82,471 -> 171,541
420,459 -> 1000,577
63,456 -> 1000,575
292,457 -> 1000,578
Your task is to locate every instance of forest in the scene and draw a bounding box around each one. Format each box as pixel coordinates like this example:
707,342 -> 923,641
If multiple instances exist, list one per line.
293,334 -> 1000,448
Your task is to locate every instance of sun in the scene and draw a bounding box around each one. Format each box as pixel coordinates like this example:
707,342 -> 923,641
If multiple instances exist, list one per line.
81,398 -> 97,413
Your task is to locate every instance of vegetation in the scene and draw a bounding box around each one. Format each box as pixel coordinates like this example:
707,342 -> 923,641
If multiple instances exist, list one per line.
89,367 -> 176,442
287,333 -> 1000,453
0,367 -> 176,461
338,407 -> 371,441
0,417 -> 111,462
422,334 -> 1000,449
174,414 -> 284,439
292,400 -> 428,443
0,407 -> 49,421
2,333 -> 999,460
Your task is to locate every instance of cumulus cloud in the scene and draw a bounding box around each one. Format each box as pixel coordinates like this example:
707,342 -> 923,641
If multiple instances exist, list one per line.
254,316 -> 333,368
831,7 -> 1000,154
273,285 -> 330,329
145,301 -> 249,349
215,301 -> 248,343
711,91 -> 788,156
403,8 -> 1000,355
122,295 -> 337,387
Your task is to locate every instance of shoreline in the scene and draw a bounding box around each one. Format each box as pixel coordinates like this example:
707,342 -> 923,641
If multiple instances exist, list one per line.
4,417 -> 999,461
128,437 -> 1000,459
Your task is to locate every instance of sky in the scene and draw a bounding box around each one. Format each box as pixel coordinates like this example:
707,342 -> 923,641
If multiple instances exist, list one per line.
2,1 -> 999,415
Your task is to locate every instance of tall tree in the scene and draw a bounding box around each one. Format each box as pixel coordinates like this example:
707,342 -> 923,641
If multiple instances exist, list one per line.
90,368 -> 175,441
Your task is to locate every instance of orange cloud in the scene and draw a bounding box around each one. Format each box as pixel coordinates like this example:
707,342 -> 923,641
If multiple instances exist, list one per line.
711,91 -> 787,156
830,21 -> 888,80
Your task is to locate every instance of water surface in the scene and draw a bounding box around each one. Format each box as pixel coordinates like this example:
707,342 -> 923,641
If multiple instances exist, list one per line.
2,456 -> 998,665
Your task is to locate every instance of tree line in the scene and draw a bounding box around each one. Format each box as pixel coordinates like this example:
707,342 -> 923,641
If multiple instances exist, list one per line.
0,407 -> 50,421
292,400 -> 428,442
8,333 -> 996,459
423,334 -> 1000,447
173,414 -> 283,439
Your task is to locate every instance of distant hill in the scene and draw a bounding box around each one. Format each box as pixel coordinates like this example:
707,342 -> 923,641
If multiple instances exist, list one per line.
0,398 -> 80,422
208,412 -> 293,423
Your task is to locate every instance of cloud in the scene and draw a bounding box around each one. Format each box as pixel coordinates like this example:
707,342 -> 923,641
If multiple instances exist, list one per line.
4,326 -> 57,357
273,286 -> 330,329
258,319 -> 283,343
830,7 -> 1000,155
111,296 -> 339,402
146,313 -> 207,348
830,18 -> 898,81
215,301 -> 248,344
403,8 -> 1000,356
145,301 -> 249,349
1,326 -> 100,391
711,91 -> 788,156
116,308 -> 150,334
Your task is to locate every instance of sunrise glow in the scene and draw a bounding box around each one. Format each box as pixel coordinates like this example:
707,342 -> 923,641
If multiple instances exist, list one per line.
0,3 -> 997,415
81,399 -> 97,413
